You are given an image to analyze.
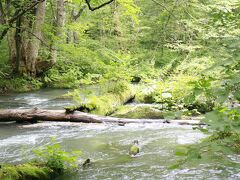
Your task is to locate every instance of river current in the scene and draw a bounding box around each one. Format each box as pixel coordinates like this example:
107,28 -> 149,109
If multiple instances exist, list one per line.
0,89 -> 239,179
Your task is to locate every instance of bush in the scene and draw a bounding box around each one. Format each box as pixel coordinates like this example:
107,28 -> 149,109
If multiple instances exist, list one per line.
33,142 -> 82,174
0,142 -> 82,180
0,76 -> 43,93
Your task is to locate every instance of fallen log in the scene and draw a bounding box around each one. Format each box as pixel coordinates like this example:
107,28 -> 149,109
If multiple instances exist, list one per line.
0,108 -> 204,125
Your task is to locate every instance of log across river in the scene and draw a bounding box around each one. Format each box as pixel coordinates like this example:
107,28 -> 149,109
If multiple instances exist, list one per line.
0,108 -> 204,125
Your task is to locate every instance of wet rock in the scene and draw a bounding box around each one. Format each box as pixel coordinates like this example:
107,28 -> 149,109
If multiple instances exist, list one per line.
129,140 -> 140,156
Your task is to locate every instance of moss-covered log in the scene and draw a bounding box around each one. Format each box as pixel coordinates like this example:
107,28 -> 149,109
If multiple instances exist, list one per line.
0,108 -> 203,125
65,82 -> 136,115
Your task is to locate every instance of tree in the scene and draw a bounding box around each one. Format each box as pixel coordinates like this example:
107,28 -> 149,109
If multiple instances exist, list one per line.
0,0 -> 116,77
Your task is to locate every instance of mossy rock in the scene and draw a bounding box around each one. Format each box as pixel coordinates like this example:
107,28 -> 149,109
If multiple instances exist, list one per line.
134,84 -> 157,103
135,93 -> 155,103
111,104 -> 164,119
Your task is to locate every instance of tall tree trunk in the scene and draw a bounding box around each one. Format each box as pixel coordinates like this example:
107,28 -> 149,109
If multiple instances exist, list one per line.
9,1 -> 46,76
50,0 -> 66,64
5,1 -> 17,73
67,5 -> 87,44
7,29 -> 17,72
20,1 -> 46,76
24,1 -> 46,76
15,16 -> 22,74
0,1 -> 5,24
111,2 -> 125,51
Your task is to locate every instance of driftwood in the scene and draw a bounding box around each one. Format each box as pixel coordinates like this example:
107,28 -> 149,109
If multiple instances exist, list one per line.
0,108 -> 204,125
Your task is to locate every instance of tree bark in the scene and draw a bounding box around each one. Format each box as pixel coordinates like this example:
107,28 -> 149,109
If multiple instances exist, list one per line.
111,2 -> 124,50
50,0 -> 66,64
0,108 -> 203,125
0,1 -> 5,24
25,0 -> 46,76
9,1 -> 46,76
7,26 -> 17,71
67,5 -> 87,44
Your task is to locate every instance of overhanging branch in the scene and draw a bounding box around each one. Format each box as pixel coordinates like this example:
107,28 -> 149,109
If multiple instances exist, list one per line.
85,0 -> 115,11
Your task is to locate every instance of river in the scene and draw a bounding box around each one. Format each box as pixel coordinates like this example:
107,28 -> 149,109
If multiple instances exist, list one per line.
0,89 -> 240,179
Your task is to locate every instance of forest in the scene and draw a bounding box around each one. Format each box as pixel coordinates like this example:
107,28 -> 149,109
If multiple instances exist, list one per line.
0,0 -> 240,179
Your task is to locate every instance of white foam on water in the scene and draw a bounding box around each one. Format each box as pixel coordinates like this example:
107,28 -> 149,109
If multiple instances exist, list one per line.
20,122 -> 206,146
176,132 -> 207,144
227,154 -> 240,164
15,95 -> 49,105
0,134 -> 44,147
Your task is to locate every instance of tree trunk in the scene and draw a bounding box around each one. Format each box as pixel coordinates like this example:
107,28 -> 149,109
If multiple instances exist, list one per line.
0,108 -> 203,125
50,0 -> 66,64
6,1 -> 17,73
25,0 -> 46,76
67,5 -> 87,44
7,29 -> 17,72
0,1 -> 5,24
9,1 -> 46,76
110,2 -> 125,51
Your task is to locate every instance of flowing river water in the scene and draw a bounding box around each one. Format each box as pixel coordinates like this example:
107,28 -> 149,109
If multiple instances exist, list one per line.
0,89 -> 240,179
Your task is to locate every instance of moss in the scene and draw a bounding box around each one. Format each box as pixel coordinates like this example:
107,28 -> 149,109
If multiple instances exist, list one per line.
111,105 -> 164,119
111,102 -> 204,120
135,92 -> 155,103
65,104 -> 96,113
66,81 -> 136,115
134,84 -> 157,103
91,89 -> 135,115
0,163 -> 54,180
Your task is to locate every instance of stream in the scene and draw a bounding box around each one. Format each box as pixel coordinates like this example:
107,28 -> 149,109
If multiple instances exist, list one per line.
0,89 -> 240,179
